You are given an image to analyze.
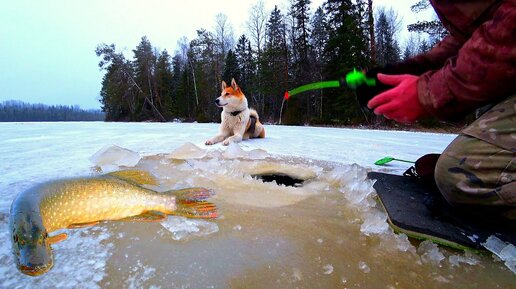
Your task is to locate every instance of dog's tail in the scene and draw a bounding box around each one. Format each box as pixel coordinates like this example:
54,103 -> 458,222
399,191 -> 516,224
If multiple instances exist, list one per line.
249,108 -> 259,120
247,108 -> 265,138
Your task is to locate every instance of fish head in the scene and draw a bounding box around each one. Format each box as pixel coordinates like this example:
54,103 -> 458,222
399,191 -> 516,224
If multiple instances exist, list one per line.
10,212 -> 53,276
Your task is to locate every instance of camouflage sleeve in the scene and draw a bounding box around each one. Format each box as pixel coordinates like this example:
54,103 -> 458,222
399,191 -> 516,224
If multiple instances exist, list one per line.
385,35 -> 463,76
417,1 -> 516,120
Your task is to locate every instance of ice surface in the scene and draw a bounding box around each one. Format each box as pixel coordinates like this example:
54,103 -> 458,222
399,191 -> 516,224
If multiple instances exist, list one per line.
0,122 -> 482,288
160,216 -> 219,241
292,267 -> 303,281
89,144 -> 141,172
417,240 -> 445,266
166,142 -> 207,159
125,260 -> 157,289
482,235 -> 516,274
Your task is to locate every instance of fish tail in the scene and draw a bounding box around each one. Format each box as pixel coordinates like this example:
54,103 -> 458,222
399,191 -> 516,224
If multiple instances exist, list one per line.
168,188 -> 218,219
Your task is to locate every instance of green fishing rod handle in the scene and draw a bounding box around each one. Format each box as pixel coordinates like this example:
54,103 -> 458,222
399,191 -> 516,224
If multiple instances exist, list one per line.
343,68 -> 395,111
344,69 -> 377,90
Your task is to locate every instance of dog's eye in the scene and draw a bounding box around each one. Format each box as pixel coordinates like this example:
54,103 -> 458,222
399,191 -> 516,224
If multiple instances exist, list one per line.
225,93 -> 230,96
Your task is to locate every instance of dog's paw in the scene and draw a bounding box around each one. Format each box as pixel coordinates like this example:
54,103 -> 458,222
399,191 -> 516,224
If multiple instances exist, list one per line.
222,139 -> 230,146
205,140 -> 213,145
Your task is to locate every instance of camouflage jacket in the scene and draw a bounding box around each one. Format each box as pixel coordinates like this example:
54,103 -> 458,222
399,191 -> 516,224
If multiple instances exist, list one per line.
400,0 -> 516,121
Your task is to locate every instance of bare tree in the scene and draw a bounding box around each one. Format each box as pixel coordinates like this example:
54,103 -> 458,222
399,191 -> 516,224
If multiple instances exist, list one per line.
214,13 -> 235,57
215,13 -> 235,85
176,36 -> 189,65
246,0 -> 268,54
402,33 -> 423,59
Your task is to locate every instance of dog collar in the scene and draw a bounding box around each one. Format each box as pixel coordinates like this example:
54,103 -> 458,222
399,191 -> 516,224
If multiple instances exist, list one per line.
230,110 -> 243,116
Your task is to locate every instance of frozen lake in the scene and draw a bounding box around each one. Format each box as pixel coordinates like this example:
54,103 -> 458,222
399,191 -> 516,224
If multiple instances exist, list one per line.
1,122 -> 514,288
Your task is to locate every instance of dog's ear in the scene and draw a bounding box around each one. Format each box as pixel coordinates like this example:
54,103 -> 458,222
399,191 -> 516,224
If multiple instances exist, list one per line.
231,78 -> 239,91
221,80 -> 228,91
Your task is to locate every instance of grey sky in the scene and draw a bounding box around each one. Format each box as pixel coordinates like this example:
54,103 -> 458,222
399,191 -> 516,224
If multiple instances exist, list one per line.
0,0 -> 433,109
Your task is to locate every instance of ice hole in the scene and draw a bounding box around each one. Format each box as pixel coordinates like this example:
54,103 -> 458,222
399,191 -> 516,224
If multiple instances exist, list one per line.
251,173 -> 305,187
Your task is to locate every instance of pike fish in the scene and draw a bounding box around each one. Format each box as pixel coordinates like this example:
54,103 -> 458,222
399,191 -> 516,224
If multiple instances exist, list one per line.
9,170 -> 217,276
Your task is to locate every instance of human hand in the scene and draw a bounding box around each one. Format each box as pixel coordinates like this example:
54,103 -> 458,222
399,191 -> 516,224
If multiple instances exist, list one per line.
367,73 -> 427,123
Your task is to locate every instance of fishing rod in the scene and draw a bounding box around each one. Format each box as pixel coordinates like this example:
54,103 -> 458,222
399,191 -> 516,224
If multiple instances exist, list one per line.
283,69 -> 377,100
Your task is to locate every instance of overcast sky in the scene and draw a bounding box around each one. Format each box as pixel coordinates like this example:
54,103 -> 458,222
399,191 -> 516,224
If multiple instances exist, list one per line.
0,0 -> 434,109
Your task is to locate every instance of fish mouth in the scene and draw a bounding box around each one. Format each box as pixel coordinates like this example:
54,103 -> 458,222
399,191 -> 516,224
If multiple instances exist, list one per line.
19,262 -> 53,276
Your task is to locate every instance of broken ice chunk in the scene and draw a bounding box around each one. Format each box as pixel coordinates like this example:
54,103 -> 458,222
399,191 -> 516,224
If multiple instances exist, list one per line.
448,251 -> 480,267
417,240 -> 445,265
160,216 -> 218,241
482,235 -> 507,258
167,142 -> 207,159
222,142 -> 247,159
360,209 -> 389,236
395,233 -> 414,252
482,235 -> 516,274
248,148 -> 268,160
89,144 -> 141,171
500,244 -> 516,263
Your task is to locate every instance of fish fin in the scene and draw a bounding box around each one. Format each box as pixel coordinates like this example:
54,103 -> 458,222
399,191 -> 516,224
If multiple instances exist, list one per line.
168,187 -> 218,219
48,233 -> 67,244
107,170 -> 159,186
67,221 -> 100,229
119,211 -> 167,222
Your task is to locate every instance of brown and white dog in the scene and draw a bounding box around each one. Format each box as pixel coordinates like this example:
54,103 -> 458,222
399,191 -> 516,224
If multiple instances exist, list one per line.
205,78 -> 265,146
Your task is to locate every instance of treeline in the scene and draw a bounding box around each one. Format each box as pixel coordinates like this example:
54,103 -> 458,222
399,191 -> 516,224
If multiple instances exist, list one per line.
0,100 -> 104,122
97,0 -> 442,125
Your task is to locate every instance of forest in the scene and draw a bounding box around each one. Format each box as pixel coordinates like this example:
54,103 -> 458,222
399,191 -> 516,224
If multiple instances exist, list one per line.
96,0 -> 446,126
0,100 -> 104,122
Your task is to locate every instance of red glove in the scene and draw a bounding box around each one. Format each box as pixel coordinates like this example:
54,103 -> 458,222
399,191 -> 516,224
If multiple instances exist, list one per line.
367,73 -> 428,123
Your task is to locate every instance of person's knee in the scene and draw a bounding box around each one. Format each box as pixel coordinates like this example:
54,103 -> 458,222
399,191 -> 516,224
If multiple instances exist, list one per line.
435,135 -> 514,207
434,150 -> 461,205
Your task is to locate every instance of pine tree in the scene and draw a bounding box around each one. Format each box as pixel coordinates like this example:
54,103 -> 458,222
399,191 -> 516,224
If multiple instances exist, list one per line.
96,43 -> 137,120
323,0 -> 369,124
222,49 -> 240,84
234,35 -> 255,97
375,8 -> 400,66
188,29 -> 219,121
156,49 -> 175,119
309,6 -> 328,120
263,5 -> 289,122
407,0 -> 447,45
133,36 -> 158,120
283,0 -> 313,125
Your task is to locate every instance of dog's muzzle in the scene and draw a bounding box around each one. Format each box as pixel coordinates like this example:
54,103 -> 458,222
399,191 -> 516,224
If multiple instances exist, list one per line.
215,98 -> 226,107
